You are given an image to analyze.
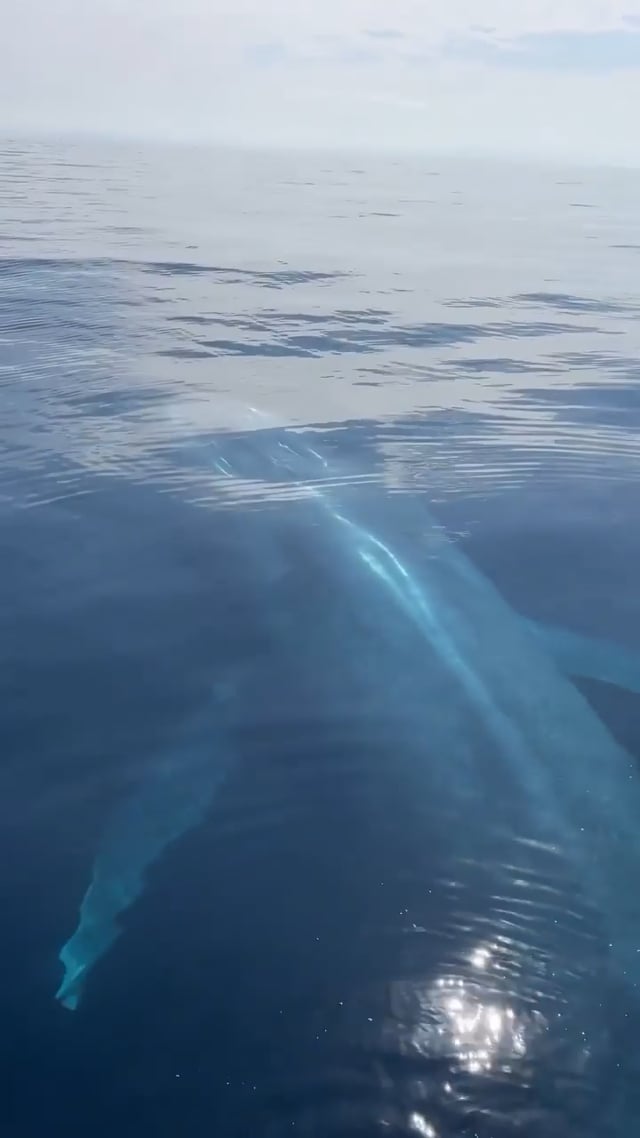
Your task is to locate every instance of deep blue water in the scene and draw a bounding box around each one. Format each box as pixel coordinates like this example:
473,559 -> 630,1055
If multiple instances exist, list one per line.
2,139 -> 640,1136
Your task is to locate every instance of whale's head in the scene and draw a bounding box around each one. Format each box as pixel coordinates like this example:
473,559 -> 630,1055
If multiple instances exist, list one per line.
207,427 -> 329,494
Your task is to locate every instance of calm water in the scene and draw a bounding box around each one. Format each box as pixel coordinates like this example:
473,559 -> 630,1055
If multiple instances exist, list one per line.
2,138 -> 640,1137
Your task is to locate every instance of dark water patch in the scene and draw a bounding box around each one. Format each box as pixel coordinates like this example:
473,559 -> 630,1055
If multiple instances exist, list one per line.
99,225 -> 151,235
179,319 -> 600,359
0,256 -> 347,290
0,255 -> 116,274
551,351 -> 640,376
444,293 -> 639,317
140,261 -> 347,286
514,292 -> 639,315
156,347 -> 216,359
0,234 -> 40,243
195,338 -> 320,358
443,297 -> 503,309
453,356 -> 560,375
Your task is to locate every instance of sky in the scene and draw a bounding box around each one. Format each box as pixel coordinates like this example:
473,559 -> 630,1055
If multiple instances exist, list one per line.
2,0 -> 640,163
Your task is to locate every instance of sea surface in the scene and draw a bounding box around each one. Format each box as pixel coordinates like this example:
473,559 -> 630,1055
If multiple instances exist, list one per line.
1,138 -> 640,1137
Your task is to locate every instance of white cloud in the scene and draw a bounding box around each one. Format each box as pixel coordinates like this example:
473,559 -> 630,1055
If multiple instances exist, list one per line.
2,0 -> 640,163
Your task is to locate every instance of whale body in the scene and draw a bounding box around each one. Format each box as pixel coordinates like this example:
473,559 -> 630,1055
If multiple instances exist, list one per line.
55,410 -> 640,1130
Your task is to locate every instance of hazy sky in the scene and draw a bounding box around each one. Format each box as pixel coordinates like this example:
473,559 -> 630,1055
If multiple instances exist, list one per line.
3,0 -> 640,163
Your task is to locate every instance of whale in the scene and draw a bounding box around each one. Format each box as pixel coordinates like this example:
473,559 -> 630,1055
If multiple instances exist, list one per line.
55,408 -> 640,1129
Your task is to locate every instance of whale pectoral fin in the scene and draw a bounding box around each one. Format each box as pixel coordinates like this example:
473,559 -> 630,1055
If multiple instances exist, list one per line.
56,737 -> 231,1011
529,620 -> 640,694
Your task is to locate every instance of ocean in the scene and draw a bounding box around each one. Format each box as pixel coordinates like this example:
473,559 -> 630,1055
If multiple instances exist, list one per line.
2,137 -> 640,1136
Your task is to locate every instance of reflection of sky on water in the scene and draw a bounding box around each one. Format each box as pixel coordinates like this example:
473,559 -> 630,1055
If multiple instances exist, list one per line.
2,248 -> 640,512
3,140 -> 640,515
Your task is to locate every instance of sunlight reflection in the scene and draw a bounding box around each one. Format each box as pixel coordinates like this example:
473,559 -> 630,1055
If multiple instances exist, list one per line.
408,1112 -> 438,1137
415,941 -> 535,1076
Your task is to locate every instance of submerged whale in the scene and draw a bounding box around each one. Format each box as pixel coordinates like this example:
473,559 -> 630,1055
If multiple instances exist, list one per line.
55,409 -> 640,1128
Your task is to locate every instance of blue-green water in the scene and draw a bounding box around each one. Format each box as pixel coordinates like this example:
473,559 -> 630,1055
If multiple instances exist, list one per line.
2,139 -> 640,1136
